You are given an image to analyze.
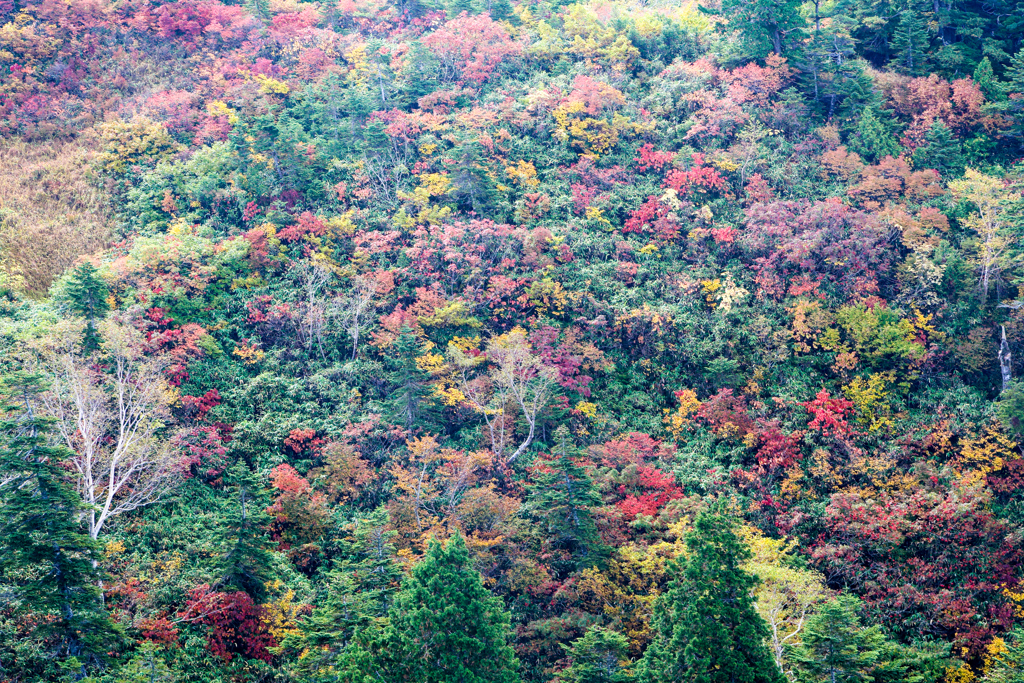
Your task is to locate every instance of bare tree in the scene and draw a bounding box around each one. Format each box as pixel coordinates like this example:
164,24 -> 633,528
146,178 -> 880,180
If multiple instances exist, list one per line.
332,275 -> 378,360
452,329 -> 557,465
39,320 -> 179,540
291,259 -> 335,359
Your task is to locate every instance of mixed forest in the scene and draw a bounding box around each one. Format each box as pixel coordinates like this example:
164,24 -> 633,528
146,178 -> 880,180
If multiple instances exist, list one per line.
2,0 -> 1024,680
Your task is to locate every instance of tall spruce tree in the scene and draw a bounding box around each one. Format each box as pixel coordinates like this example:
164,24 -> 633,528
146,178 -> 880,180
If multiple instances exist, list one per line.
387,326 -> 438,431
556,626 -> 635,683
216,462 -> 277,601
451,142 -> 500,217
287,508 -> 403,681
63,262 -> 109,354
401,40 -> 439,107
0,372 -> 116,678
973,57 -> 1005,102
359,533 -> 520,683
912,120 -> 965,179
890,6 -> 932,76
523,426 -> 607,578
849,105 -> 901,162
789,595 -> 883,683
638,512 -> 785,683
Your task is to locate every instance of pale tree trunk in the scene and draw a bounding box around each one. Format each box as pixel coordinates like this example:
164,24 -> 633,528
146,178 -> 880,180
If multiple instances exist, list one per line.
39,320 -> 180,542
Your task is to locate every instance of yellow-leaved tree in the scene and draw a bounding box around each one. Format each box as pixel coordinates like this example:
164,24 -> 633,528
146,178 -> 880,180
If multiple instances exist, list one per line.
949,169 -> 1022,303
741,527 -> 831,679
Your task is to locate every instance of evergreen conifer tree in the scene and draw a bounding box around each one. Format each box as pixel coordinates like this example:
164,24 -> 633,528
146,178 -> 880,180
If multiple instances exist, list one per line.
789,595 -> 884,683
451,142 -> 500,217
849,105 -> 901,162
716,0 -> 804,59
0,372 -> 115,676
216,462 -> 277,601
912,120 -> 966,179
360,533 -> 521,683
556,626 -> 635,683
63,262 -> 109,354
387,326 -> 438,431
401,41 -> 439,107
637,512 -> 785,683
974,57 -> 1005,102
446,0 -> 475,18
113,642 -> 176,683
523,426 -> 607,578
890,7 -> 932,76
287,509 -> 402,681
484,0 -> 516,22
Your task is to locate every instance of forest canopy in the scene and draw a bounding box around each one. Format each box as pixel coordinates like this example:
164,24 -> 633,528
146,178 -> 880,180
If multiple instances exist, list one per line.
2,0 -> 1024,681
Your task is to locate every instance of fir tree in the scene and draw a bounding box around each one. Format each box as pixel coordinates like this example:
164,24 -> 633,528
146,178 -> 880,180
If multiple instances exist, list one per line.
789,595 -> 883,683
63,262 -> 109,354
912,120 -> 965,179
974,57 -> 1005,102
484,0 -> 516,23
216,462 -> 277,601
342,507 -> 403,617
556,626 -> 635,683
890,7 -> 932,76
0,372 -> 116,676
849,105 -> 901,162
638,512 -> 785,683
113,642 -> 176,683
401,40 -> 439,107
286,509 -> 402,681
716,0 -> 805,59
523,426 -> 607,578
451,142 -> 500,217
447,0 -> 475,18
360,533 -> 521,683
387,326 -> 438,431
1009,48 -> 1024,95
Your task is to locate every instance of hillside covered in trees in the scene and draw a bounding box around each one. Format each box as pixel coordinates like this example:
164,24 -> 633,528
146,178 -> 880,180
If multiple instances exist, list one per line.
2,0 -> 1024,681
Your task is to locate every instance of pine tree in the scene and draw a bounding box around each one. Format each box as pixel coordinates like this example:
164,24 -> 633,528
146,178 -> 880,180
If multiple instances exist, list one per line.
849,105 -> 901,162
637,512 -> 785,683
556,626 -> 635,683
216,462 -> 277,601
387,326 -> 438,431
0,372 -> 116,676
912,120 -> 965,179
361,533 -> 521,683
890,7 -> 932,76
63,262 -> 109,354
523,426 -> 607,578
789,595 -> 884,683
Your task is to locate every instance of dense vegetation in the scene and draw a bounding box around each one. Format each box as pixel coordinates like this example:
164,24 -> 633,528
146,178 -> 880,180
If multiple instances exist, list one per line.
2,0 -> 1024,681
